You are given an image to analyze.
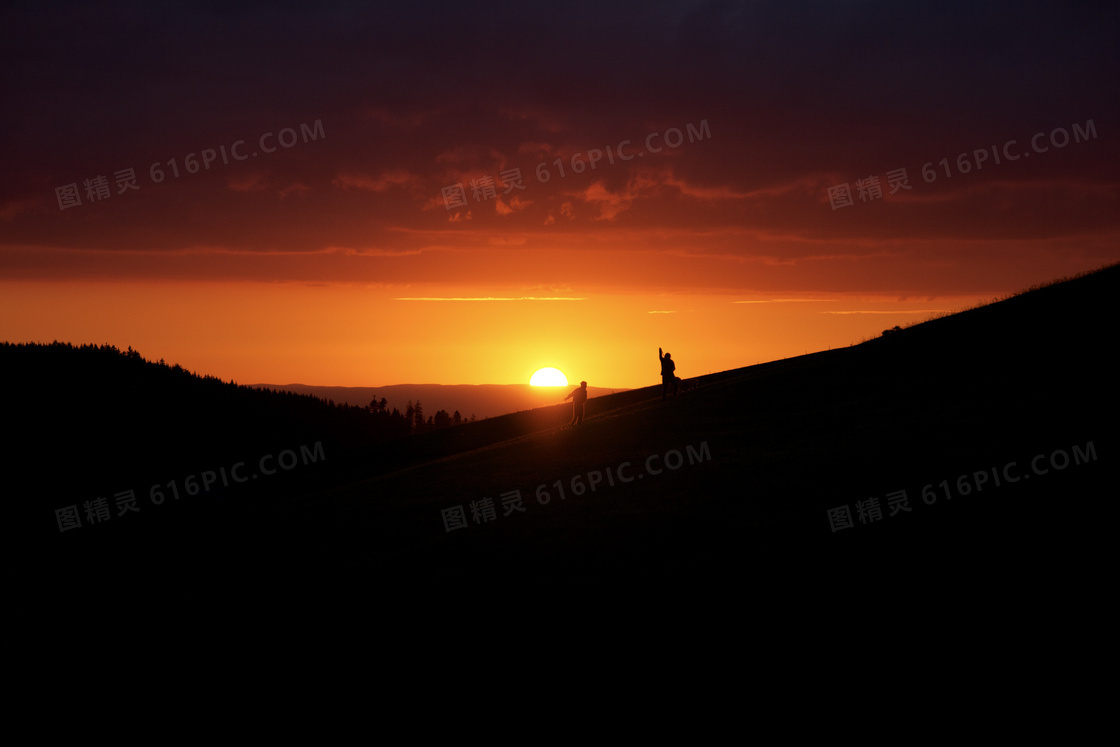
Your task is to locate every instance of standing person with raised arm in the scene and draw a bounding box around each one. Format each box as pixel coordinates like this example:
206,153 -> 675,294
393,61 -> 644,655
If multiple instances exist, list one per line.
659,347 -> 677,400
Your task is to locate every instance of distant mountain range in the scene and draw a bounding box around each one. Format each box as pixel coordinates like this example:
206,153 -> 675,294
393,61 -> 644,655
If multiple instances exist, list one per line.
247,383 -> 628,420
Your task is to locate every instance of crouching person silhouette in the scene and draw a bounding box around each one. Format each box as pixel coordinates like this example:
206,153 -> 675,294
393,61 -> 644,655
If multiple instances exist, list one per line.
659,347 -> 678,400
565,380 -> 588,426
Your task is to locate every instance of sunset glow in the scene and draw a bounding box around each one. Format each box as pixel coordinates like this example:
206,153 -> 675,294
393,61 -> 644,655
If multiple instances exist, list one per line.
2,3 -> 1116,389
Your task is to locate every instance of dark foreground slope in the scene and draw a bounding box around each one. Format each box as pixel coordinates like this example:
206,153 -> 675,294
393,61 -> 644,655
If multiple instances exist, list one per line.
280,264 -> 1116,602
36,265 -> 1118,612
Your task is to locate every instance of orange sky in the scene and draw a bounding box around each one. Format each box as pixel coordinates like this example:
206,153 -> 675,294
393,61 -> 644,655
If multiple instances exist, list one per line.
0,278 -> 1033,388
2,3 -> 1117,388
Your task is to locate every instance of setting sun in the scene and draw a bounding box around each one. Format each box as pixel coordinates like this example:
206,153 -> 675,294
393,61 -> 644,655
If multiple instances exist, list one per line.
530,367 -> 568,387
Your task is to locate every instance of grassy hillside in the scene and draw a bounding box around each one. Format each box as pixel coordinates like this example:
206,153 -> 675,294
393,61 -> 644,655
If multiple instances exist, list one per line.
31,264 -> 1118,607
287,263 -> 1115,596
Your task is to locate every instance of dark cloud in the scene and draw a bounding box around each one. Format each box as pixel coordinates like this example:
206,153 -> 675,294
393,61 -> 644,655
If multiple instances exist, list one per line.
2,0 -> 1117,290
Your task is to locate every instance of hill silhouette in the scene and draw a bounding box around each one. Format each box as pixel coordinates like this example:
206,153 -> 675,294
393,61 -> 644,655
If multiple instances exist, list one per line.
249,382 -> 626,421
26,264 -> 1118,608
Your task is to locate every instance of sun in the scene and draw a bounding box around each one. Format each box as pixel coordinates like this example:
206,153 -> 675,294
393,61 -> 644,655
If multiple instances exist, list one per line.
530,367 -> 569,386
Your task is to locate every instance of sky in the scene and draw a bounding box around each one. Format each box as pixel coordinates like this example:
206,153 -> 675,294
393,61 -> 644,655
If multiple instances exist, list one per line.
2,0 -> 1117,389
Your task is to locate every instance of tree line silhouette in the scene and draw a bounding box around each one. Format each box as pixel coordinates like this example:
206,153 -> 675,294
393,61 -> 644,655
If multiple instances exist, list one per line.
374,397 -> 476,435
6,341 -> 486,512
3,341 -> 475,441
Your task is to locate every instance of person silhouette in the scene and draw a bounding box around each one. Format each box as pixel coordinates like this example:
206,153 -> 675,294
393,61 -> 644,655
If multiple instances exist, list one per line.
659,347 -> 677,400
565,380 -> 588,426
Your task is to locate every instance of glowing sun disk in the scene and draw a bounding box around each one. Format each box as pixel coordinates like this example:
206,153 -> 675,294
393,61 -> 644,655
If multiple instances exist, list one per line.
530,367 -> 568,386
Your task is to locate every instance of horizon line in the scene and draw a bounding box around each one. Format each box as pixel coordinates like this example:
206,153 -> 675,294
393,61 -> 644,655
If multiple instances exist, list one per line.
249,381 -> 634,389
